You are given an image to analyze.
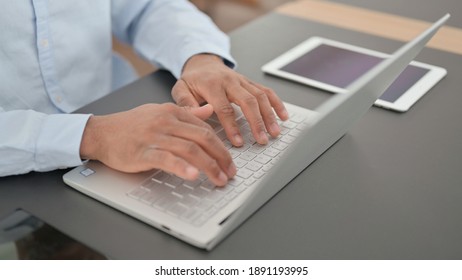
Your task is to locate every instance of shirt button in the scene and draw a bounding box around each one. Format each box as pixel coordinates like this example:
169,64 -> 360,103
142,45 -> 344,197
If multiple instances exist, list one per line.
55,96 -> 62,103
41,39 -> 49,48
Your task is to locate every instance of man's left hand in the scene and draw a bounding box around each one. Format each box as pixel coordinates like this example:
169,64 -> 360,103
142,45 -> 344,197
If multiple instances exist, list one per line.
172,54 -> 289,147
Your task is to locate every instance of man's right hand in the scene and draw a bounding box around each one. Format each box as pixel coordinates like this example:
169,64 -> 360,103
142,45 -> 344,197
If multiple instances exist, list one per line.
79,103 -> 236,186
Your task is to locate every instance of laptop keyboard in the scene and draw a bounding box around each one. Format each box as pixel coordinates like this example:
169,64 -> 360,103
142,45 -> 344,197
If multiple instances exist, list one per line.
127,110 -> 309,227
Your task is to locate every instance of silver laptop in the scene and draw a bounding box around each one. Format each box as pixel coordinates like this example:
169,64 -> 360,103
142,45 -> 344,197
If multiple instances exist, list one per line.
64,14 -> 449,250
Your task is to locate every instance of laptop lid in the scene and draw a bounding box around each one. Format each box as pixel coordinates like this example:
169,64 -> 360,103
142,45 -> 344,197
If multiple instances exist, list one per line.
208,14 -> 450,250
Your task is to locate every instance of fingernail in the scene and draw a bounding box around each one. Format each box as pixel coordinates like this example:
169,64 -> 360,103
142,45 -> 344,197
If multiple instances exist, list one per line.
234,134 -> 244,146
185,166 -> 199,179
218,171 -> 228,185
259,131 -> 268,144
270,122 -> 280,135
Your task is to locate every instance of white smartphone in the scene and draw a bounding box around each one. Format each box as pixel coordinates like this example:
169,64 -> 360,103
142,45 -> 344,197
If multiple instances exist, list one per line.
262,36 -> 447,112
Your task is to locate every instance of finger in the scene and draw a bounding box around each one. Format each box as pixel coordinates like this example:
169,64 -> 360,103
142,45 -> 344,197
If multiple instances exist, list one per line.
167,120 -> 236,180
143,148 -> 199,181
187,104 -> 214,121
250,81 -> 289,121
151,134 -> 232,186
241,82 -> 281,138
206,92 -> 244,147
163,103 -> 211,130
171,79 -> 201,107
227,83 -> 269,145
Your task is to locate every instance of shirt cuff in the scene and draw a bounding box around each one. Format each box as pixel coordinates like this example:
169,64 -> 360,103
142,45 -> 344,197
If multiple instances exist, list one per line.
35,114 -> 92,171
171,44 -> 237,79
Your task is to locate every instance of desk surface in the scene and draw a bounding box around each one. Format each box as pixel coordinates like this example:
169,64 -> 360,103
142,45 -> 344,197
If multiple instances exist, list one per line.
1,4 -> 462,259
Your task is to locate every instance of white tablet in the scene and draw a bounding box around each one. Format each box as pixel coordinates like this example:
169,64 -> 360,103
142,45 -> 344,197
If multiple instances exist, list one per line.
262,37 -> 447,112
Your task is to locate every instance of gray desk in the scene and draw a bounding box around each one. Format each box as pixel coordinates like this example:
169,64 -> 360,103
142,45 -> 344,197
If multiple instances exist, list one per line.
1,12 -> 461,259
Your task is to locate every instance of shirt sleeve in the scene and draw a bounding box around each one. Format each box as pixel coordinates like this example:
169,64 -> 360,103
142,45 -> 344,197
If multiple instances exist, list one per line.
111,0 -> 236,78
0,108 -> 91,177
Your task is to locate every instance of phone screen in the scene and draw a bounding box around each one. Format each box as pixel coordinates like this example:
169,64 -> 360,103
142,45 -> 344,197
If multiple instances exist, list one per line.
279,44 -> 430,103
0,209 -> 105,259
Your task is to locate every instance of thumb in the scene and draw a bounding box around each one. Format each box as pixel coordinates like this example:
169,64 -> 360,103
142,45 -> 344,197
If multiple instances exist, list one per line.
171,79 -> 201,107
188,104 -> 214,120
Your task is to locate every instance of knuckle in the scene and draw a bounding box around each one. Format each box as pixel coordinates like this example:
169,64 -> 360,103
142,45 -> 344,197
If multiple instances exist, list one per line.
255,119 -> 266,130
218,103 -> 235,116
185,142 -> 199,156
253,90 -> 266,100
261,86 -> 274,95
163,103 -> 178,112
200,128 -> 215,143
243,95 -> 258,106
175,95 -> 190,106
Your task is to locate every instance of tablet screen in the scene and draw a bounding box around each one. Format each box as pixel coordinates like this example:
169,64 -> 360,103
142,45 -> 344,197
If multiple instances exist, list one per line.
280,44 -> 430,102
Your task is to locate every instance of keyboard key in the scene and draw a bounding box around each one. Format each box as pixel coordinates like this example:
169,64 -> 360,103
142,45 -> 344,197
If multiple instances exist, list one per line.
183,179 -> 201,188
228,177 -> 244,187
214,198 -> 229,209
282,121 -> 297,129
255,154 -> 271,164
153,193 -> 180,211
171,191 -> 184,199
127,187 -> 148,200
223,140 -> 233,149
237,168 -> 253,179
288,130 -> 301,137
262,165 -> 273,172
290,114 -> 306,123
190,187 -> 209,199
263,148 -> 280,157
196,199 -> 213,210
243,133 -> 256,145
236,117 -> 247,127
229,150 -> 241,159
205,190 -> 225,202
234,185 -> 248,193
198,173 -> 208,181
152,171 -> 170,183
216,129 -> 227,140
165,175 -> 183,188
240,123 -> 251,134
205,119 -> 221,130
253,170 -> 266,179
181,208 -> 201,222
180,195 -> 200,208
271,141 -> 288,151
167,203 -> 188,217
233,143 -> 251,153
224,191 -> 238,201
200,180 -> 216,191
249,144 -> 266,154
245,161 -> 262,172
175,185 -> 193,196
234,158 -> 248,168
281,135 -> 296,144
239,151 -> 257,161
280,126 -> 290,135
245,177 -> 257,186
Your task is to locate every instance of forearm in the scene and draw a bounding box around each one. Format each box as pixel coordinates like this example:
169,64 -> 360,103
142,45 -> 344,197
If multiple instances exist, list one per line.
112,0 -> 235,78
0,110 -> 91,176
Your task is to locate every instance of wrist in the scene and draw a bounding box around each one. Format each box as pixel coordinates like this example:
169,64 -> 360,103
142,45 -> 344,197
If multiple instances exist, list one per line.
80,115 -> 102,160
182,53 -> 224,74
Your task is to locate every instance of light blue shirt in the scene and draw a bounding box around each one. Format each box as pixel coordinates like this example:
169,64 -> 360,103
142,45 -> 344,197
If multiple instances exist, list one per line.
0,0 -> 234,176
